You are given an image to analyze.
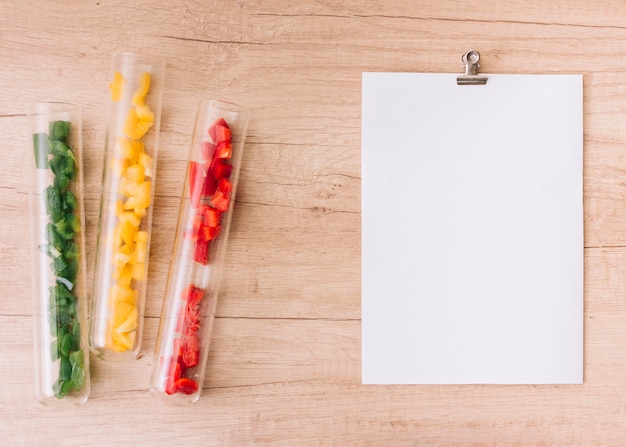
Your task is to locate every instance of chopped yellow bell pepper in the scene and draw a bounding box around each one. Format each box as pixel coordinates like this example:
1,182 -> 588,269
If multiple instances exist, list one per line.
112,330 -> 135,351
132,72 -> 151,108
117,264 -> 133,288
134,240 -> 147,264
118,137 -> 143,164
109,71 -> 125,102
120,219 -> 138,247
126,164 -> 145,184
113,301 -> 135,328
123,196 -> 137,211
138,152 -> 153,178
116,307 -> 138,333
131,262 -> 145,281
123,107 -> 153,141
104,72 -> 155,353
135,181 -> 151,209
110,284 -> 137,306
119,211 -> 141,227
134,207 -> 147,219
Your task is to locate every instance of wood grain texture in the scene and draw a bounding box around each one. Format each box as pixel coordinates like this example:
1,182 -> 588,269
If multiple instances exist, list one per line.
2,0 -> 626,445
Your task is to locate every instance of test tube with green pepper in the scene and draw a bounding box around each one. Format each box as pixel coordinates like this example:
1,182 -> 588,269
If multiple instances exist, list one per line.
28,103 -> 90,405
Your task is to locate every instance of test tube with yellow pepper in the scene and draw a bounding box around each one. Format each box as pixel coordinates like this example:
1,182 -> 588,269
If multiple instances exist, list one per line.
90,53 -> 165,361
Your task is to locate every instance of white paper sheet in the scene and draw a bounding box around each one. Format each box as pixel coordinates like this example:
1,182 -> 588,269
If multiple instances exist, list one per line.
361,72 -> 583,384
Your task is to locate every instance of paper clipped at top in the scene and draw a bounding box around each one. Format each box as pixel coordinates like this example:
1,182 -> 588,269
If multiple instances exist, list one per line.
361,60 -> 583,385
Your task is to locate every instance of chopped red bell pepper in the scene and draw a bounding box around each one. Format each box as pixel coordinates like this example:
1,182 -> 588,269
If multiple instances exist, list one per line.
210,189 -> 230,212
208,118 -> 230,143
209,159 -> 233,179
173,377 -> 198,395
184,284 -> 204,307
203,206 -> 221,227
181,334 -> 200,368
218,177 -> 233,196
193,238 -> 209,264
201,224 -> 221,241
215,141 -> 232,159
202,172 -> 217,196
163,354 -> 182,395
201,141 -> 216,160
183,318 -> 200,337
189,161 -> 218,207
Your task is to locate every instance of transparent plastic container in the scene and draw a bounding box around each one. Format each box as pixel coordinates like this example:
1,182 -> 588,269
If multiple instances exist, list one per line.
150,100 -> 249,403
90,53 -> 165,361
28,102 -> 90,405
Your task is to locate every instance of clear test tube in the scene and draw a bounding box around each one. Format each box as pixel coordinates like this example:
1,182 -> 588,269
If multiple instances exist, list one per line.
150,100 -> 249,403
28,102 -> 90,405
90,53 -> 165,361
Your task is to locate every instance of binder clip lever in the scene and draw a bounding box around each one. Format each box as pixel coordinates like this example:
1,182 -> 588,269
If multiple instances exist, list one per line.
457,50 -> 488,85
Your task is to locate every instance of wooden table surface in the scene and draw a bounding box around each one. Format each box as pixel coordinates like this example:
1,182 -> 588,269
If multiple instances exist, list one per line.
2,1 -> 626,445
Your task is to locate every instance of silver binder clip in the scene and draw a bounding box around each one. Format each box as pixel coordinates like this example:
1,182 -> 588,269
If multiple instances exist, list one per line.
457,50 -> 488,85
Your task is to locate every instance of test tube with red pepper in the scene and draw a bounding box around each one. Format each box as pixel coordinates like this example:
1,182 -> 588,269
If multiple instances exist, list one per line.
150,100 -> 249,403
28,103 -> 90,405
90,53 -> 165,361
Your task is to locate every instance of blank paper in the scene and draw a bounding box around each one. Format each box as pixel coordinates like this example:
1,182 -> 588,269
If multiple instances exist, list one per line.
361,72 -> 583,384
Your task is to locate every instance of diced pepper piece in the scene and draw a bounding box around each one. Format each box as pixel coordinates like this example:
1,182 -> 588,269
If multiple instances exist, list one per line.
113,301 -> 135,328
174,378 -> 199,395
134,230 -> 148,243
117,264 -> 133,288
112,330 -> 135,351
214,141 -> 232,159
134,240 -> 147,264
164,356 -> 182,395
118,137 -> 139,163
134,181 -> 151,209
45,185 -> 64,222
131,72 -> 151,108
119,211 -> 141,227
123,107 -> 153,140
193,238 -> 209,265
183,284 -> 205,306
181,334 -> 200,368
49,121 -> 71,142
209,159 -> 233,179
131,262 -> 145,281
201,141 -> 216,160
210,189 -> 230,212
203,206 -> 221,228
63,191 -> 78,212
111,284 -> 138,306
138,152 -> 153,178
218,177 -> 233,196
115,307 -> 138,333
110,71 -> 125,102
132,73 -> 155,122
208,118 -> 230,143
201,224 -> 221,241
135,103 -> 155,122
126,164 -> 145,184
134,207 -> 147,219
120,219 -> 138,246
123,196 -> 137,211
202,171 -> 217,197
